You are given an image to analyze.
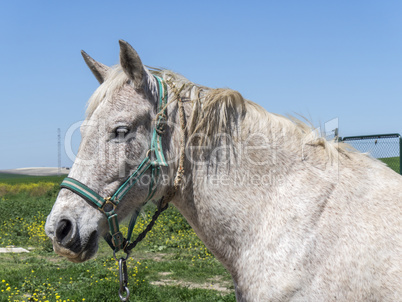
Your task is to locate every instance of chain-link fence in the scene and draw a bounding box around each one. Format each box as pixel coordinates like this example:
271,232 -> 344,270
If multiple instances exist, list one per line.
341,133 -> 401,174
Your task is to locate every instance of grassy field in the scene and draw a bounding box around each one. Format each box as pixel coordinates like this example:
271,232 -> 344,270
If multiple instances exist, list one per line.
3,156 -> 398,301
379,156 -> 400,174
0,174 -> 235,302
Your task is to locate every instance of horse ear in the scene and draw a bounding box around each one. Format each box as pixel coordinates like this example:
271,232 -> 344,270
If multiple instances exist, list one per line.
81,50 -> 109,84
119,40 -> 144,89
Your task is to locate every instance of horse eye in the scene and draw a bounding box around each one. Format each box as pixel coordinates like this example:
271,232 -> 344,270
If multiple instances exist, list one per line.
115,126 -> 129,138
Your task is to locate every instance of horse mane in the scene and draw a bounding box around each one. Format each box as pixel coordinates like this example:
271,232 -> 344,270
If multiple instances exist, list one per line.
86,65 -> 349,163
153,69 -> 348,163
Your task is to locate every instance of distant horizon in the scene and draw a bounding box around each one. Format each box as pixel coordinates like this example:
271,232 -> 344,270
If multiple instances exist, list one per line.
0,167 -> 71,170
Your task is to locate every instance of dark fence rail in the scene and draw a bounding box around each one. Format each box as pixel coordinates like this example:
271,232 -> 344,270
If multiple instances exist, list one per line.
340,133 -> 401,175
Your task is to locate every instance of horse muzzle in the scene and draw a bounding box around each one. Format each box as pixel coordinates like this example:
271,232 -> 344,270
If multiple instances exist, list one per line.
47,216 -> 99,263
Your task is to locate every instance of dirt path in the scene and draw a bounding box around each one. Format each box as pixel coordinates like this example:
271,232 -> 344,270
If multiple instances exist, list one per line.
150,272 -> 233,294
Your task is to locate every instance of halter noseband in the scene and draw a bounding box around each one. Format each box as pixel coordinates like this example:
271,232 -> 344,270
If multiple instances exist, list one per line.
60,75 -> 169,253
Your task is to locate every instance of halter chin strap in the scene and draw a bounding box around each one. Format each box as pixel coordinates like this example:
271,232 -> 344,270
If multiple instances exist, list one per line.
60,75 -> 168,253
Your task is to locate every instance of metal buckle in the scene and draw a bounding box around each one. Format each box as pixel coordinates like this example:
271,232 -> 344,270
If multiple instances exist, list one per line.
100,197 -> 117,214
146,148 -> 154,158
146,149 -> 158,167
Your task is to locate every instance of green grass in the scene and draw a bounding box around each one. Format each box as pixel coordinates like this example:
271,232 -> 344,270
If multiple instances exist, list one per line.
379,157 -> 400,174
0,173 -> 66,184
0,175 -> 235,302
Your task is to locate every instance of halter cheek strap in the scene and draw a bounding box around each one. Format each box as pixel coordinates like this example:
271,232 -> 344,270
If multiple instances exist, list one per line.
60,75 -> 168,252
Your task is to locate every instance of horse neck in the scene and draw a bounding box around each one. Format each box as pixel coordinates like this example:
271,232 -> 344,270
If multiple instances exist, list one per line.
166,100 -> 270,248
167,100 -> 340,274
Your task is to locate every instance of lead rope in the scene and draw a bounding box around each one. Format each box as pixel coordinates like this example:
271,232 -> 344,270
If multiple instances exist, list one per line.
116,198 -> 169,301
116,79 -> 187,301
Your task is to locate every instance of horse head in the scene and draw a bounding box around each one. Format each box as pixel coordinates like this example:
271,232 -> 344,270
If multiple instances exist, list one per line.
45,41 -> 168,262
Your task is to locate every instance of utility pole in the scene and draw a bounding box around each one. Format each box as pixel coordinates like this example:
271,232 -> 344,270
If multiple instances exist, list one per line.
58,128 -> 61,176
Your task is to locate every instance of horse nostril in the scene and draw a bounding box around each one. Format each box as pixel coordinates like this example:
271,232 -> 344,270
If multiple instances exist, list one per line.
56,219 -> 74,245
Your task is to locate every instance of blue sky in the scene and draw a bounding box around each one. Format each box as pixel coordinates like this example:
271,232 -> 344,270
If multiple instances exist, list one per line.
0,1 -> 401,169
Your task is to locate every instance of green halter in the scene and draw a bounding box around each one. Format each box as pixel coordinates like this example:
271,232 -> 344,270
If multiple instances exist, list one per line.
60,75 -> 168,253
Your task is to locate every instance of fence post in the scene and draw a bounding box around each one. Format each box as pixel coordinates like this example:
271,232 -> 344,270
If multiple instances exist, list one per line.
400,135 -> 402,175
